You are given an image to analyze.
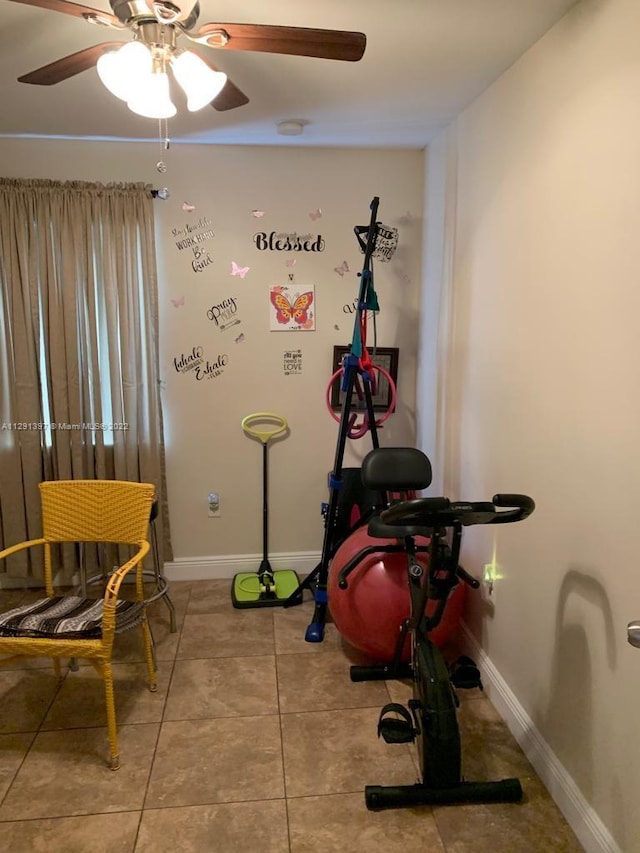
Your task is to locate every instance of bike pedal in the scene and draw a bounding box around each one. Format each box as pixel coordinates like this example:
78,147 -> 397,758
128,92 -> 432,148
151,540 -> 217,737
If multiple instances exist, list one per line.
449,655 -> 484,690
376,703 -> 416,744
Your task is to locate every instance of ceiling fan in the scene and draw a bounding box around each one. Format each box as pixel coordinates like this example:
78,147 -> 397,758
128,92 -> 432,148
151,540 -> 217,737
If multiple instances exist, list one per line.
9,0 -> 367,116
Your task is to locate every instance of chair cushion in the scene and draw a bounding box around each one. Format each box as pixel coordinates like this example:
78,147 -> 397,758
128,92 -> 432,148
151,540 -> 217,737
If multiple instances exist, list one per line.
0,596 -> 145,640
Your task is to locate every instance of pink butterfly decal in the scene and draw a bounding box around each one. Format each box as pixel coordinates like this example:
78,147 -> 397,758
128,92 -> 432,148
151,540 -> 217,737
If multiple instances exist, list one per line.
309,208 -> 322,221
171,296 -> 185,308
285,259 -> 296,267
182,202 -> 195,212
334,260 -> 350,277
251,210 -> 265,218
270,290 -> 314,326
231,262 -> 250,278
235,333 -> 245,344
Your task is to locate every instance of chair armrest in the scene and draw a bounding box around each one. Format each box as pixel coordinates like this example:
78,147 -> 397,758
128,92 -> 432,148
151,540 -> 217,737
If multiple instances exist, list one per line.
0,538 -> 46,561
104,541 -> 151,608
99,541 -> 151,640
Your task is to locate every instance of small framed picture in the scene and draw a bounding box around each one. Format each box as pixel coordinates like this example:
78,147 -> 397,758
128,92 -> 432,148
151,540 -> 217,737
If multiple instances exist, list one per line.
330,345 -> 399,412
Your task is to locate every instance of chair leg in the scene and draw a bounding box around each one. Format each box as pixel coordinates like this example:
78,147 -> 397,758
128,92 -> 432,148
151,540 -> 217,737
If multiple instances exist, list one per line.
151,519 -> 177,633
102,662 -> 120,770
140,617 -> 158,692
163,593 -> 177,635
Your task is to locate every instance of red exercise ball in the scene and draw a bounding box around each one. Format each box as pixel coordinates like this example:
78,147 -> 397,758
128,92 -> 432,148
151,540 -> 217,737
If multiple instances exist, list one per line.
328,525 -> 466,662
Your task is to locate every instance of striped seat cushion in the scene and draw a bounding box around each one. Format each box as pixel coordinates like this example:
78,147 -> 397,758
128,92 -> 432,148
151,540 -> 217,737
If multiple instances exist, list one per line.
0,596 -> 145,640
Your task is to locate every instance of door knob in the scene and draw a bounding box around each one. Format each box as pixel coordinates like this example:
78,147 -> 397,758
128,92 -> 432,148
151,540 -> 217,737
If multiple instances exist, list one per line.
628,621 -> 640,648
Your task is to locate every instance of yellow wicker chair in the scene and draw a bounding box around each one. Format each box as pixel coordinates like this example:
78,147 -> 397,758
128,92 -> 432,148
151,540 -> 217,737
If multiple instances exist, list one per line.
0,480 -> 156,770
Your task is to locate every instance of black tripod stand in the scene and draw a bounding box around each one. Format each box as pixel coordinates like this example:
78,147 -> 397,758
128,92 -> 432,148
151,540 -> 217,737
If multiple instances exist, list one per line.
284,196 -> 388,640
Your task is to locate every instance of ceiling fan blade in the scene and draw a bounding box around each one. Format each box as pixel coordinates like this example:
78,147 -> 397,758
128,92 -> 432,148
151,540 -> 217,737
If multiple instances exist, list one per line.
191,23 -> 366,62
18,42 -> 123,85
211,79 -> 250,112
6,0 -> 119,25
197,54 -> 250,111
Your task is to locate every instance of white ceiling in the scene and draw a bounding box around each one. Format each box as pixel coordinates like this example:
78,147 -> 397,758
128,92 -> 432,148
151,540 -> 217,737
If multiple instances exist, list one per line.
0,0 -> 579,148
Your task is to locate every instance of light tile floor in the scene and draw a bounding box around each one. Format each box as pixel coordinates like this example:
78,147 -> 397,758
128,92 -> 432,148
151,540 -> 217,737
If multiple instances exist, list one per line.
0,580 -> 585,852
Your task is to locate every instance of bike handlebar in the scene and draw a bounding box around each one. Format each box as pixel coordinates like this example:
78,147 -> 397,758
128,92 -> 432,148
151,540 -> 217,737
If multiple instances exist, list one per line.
336,493 -> 534,590
490,494 -> 535,523
379,494 -> 534,529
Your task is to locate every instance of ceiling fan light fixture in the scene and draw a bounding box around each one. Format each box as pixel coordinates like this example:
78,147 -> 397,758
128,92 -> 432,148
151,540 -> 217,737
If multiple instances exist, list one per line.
97,41 -> 152,102
171,50 -> 227,112
127,71 -> 177,119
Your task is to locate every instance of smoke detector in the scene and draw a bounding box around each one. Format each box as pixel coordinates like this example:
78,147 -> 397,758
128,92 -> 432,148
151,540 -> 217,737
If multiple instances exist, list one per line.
277,120 -> 306,136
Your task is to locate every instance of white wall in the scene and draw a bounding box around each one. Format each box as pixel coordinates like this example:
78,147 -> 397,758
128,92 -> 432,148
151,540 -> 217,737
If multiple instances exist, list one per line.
419,0 -> 640,849
0,140 -> 424,569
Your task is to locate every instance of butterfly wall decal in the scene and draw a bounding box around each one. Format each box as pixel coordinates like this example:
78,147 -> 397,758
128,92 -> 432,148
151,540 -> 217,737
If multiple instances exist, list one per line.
270,290 -> 314,326
309,208 -> 322,221
170,296 -> 185,308
182,202 -> 195,212
251,210 -> 265,218
334,260 -> 350,277
231,262 -> 250,278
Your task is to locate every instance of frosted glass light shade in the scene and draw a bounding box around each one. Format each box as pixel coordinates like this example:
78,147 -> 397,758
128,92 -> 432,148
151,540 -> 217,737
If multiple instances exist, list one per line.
127,72 -> 177,119
97,42 -> 151,102
172,51 -> 227,111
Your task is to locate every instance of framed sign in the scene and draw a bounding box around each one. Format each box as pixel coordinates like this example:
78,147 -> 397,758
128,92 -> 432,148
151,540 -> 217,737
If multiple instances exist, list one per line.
330,345 -> 399,412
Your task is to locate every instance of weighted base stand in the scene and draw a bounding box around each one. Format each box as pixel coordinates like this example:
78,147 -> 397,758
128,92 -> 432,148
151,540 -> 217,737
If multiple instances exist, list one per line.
365,778 -> 523,810
232,559 -> 302,609
234,413 -> 304,610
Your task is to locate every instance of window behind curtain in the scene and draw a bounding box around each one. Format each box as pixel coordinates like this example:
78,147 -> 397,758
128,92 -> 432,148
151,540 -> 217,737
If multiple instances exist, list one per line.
0,178 -> 172,581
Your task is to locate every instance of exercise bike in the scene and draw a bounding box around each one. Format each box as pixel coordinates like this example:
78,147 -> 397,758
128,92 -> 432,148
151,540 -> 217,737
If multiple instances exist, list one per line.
332,447 -> 535,810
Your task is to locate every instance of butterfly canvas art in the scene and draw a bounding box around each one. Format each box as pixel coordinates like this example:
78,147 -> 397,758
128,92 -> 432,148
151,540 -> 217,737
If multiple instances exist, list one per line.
269,285 -> 315,332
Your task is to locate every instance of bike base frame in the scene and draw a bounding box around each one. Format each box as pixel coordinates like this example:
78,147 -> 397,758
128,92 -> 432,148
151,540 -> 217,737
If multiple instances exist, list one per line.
365,777 -> 523,810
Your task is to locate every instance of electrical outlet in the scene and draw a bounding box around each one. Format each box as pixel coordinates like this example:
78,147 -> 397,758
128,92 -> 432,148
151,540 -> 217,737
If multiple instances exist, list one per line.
208,492 -> 221,517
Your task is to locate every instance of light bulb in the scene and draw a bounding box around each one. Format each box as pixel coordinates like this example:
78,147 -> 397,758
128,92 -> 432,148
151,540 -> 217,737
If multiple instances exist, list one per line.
97,42 -> 152,102
171,50 -> 227,112
127,71 -> 177,119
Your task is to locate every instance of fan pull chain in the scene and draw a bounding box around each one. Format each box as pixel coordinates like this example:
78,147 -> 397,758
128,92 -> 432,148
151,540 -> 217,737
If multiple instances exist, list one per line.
156,118 -> 171,173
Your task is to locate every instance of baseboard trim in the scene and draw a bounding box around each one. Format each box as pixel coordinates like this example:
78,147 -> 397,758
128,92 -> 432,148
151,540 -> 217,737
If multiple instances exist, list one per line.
164,551 -> 321,582
0,552 -> 322,589
461,624 -> 621,853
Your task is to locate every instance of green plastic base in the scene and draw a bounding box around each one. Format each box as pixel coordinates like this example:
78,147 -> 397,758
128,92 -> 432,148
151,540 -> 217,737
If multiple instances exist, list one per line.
231,569 -> 303,609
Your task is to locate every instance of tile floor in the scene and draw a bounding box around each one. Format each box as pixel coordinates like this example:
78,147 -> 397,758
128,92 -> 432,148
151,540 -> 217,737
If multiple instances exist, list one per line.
0,580 -> 585,852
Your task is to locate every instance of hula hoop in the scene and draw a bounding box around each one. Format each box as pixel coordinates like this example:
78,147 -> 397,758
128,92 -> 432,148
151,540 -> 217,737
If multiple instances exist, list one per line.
326,361 -> 397,439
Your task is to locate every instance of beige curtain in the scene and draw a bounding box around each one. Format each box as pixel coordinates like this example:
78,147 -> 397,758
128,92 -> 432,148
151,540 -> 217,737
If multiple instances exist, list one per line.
0,178 -> 172,581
